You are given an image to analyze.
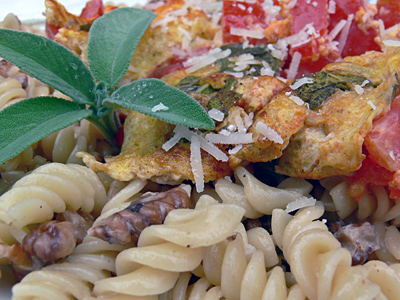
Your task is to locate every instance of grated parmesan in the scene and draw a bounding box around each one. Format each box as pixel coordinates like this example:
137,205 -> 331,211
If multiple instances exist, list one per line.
183,48 -> 232,73
368,100 -> 377,110
290,77 -> 314,90
228,144 -> 243,155
208,108 -> 225,122
289,94 -> 305,106
230,27 -> 265,39
354,84 -> 364,95
383,39 -> 400,47
255,122 -> 284,144
205,132 -> 253,144
328,0 -> 336,14
190,135 -> 204,193
337,14 -> 354,55
151,102 -> 169,112
286,51 -> 302,80
174,126 -> 229,162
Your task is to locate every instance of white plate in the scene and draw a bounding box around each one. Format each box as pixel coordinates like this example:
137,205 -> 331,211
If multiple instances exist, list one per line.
0,0 -> 148,21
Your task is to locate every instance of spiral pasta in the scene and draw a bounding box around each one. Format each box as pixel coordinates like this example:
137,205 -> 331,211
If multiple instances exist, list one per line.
215,166 -> 314,218
276,202 -> 400,300
91,195 -> 246,298
320,177 -> 400,224
0,163 -> 107,233
9,178 -> 148,300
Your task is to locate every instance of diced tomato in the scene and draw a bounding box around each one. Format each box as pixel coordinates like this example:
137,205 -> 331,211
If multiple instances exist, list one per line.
348,156 -> 394,201
289,0 -> 340,77
80,0 -> 105,19
364,95 -> 400,172
292,0 -> 327,36
389,170 -> 400,199
45,21 -> 60,40
328,0 -> 380,57
376,0 -> 400,29
149,57 -> 187,79
222,0 -> 268,44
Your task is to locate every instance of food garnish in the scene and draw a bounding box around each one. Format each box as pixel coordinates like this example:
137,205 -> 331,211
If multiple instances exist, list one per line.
0,7 -> 215,166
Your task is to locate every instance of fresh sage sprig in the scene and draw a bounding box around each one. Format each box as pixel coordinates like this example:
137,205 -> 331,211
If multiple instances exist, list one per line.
0,7 -> 215,165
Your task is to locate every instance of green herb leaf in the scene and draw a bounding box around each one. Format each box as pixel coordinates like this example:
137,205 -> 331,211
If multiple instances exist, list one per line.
88,7 -> 156,89
0,29 -> 96,105
0,97 -> 92,165
104,78 -> 215,130
294,72 -> 371,109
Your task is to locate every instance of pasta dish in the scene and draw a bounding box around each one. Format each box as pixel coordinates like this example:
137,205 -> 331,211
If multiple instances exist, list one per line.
1,0 -> 400,299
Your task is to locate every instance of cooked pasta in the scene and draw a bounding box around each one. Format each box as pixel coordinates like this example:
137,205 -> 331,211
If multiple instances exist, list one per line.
91,195 -> 245,298
215,166 -> 314,217
320,177 -> 400,225
9,178 -> 148,300
0,163 -> 107,232
277,202 -> 400,300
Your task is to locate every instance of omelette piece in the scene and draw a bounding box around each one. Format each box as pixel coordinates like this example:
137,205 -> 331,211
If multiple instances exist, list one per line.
78,110 -> 232,184
78,73 -> 296,184
276,63 -> 399,179
229,91 -> 308,167
124,0 -> 221,81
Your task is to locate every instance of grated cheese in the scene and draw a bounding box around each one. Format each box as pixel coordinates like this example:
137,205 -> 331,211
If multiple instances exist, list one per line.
328,19 -> 347,40
328,0 -> 336,14
208,108 -> 225,122
255,122 -> 284,144
162,132 -> 183,152
190,135 -> 204,193
205,132 -> 253,144
289,94 -> 305,106
151,102 -> 169,112
183,48 -> 232,73
290,77 -> 314,90
174,126 -> 229,162
285,196 -> 317,213
337,14 -> 354,55
383,39 -> 400,47
286,51 -> 302,80
368,100 -> 377,110
230,27 -> 265,39
361,79 -> 370,87
228,144 -> 243,155
390,150 -> 396,161
354,84 -> 364,95
235,115 -> 246,133
260,61 -> 275,76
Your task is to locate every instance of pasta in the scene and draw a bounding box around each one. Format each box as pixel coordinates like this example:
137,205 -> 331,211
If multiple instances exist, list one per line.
3,0 -> 400,299
0,162 -> 107,232
276,202 -> 400,300
92,195 -> 245,298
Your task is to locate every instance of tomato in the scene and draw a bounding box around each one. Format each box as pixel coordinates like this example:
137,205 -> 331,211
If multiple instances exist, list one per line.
149,57 -> 186,79
364,95 -> 400,172
45,22 -> 60,40
348,156 -> 394,201
222,0 -> 268,44
328,0 -> 380,57
289,0 -> 340,77
80,0 -> 105,19
376,0 -> 400,29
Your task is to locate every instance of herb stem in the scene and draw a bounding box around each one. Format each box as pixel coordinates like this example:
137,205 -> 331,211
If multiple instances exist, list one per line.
87,116 -> 119,148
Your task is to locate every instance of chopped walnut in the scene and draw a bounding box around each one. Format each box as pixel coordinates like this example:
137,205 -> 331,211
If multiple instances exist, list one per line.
22,220 -> 77,262
334,222 -> 380,265
89,185 -> 191,245
56,210 -> 94,244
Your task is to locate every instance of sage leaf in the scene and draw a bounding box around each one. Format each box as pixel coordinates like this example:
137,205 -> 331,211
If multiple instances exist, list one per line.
105,78 -> 215,130
0,29 -> 96,105
88,7 -> 156,89
0,97 -> 92,165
